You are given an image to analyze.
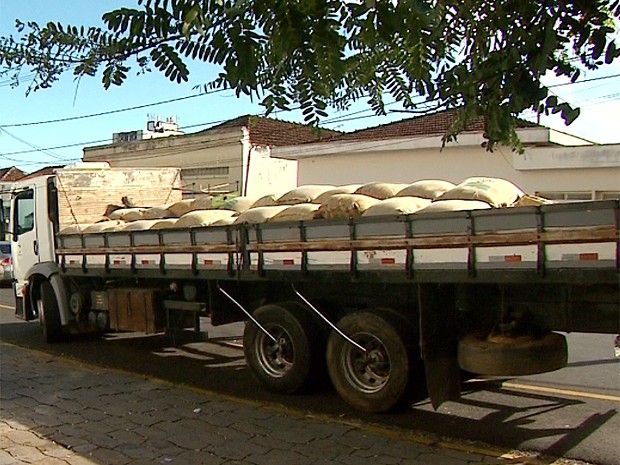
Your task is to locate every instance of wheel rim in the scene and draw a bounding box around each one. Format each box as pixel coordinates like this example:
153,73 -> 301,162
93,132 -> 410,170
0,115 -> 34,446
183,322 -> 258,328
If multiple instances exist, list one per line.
255,324 -> 295,379
37,299 -> 45,326
342,332 -> 391,394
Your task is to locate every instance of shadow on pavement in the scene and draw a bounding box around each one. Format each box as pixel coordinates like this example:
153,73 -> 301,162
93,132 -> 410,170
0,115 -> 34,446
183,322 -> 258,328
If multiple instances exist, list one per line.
1,318 -> 618,465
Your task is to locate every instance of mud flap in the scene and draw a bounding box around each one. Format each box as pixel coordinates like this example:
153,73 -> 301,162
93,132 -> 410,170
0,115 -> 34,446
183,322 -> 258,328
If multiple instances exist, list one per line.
13,281 -> 35,321
418,284 -> 462,409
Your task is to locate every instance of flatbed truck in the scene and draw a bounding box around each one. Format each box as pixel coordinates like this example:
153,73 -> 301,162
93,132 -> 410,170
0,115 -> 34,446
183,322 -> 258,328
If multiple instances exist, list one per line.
7,163 -> 619,412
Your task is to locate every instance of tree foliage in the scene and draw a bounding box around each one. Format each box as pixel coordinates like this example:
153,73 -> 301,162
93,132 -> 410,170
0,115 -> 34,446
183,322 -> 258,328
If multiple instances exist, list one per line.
1,0 -> 619,150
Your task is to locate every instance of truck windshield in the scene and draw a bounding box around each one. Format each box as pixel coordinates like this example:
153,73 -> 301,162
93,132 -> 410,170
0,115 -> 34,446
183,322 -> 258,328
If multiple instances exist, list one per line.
13,189 -> 35,237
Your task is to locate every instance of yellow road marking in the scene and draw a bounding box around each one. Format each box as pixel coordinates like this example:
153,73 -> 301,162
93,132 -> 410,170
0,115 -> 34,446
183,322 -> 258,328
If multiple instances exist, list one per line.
0,303 -> 14,310
502,381 -> 620,403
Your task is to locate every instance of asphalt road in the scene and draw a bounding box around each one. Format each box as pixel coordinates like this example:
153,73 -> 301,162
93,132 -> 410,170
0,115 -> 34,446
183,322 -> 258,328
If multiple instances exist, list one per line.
1,288 -> 618,465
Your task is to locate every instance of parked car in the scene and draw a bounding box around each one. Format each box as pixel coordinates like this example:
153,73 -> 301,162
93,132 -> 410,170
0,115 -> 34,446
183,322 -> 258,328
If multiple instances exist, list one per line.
0,241 -> 12,285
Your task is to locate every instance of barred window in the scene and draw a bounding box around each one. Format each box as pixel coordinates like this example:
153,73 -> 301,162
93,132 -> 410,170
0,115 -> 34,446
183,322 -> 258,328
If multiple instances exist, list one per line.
536,191 -> 593,201
182,166 -> 229,177
598,191 -> 620,200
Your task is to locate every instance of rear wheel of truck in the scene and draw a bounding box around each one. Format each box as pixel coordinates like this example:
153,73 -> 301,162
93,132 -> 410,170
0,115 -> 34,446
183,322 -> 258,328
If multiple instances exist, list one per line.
243,302 -> 323,394
38,280 -> 64,343
326,311 -> 416,413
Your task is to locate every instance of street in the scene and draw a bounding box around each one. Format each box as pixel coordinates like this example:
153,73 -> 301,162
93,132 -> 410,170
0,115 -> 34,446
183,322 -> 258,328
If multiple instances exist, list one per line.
0,288 -> 618,465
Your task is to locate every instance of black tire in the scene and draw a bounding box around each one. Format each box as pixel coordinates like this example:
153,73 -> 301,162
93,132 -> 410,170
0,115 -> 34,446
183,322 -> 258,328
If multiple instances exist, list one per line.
458,332 -> 567,376
243,302 -> 323,394
326,311 -> 417,413
39,280 -> 64,343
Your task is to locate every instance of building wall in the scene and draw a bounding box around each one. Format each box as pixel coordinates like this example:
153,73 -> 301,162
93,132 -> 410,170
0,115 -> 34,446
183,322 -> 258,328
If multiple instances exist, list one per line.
83,127 -> 297,199
292,140 -> 620,199
244,146 -> 298,198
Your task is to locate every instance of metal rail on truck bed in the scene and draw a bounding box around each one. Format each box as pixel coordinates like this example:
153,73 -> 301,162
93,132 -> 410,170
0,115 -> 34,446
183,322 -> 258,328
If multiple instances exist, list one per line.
56,200 -> 620,284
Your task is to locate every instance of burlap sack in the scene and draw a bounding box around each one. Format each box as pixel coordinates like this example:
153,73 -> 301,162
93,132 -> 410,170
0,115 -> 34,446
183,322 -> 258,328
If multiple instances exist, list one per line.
277,185 -> 335,205
123,220 -> 164,231
362,197 -> 431,217
166,200 -> 193,217
269,204 -> 321,222
513,194 -> 554,207
175,210 -> 237,228
315,194 -> 380,219
59,224 -> 93,235
167,197 -> 213,217
419,200 -> 492,213
355,182 -> 409,200
251,194 -> 279,208
107,208 -> 145,221
211,217 -> 237,226
437,177 -> 524,207
220,196 -> 256,213
83,220 -> 125,233
150,219 -> 179,230
192,196 -> 214,210
395,180 -> 456,200
313,185 -> 362,204
141,206 -> 175,220
234,206 -> 288,224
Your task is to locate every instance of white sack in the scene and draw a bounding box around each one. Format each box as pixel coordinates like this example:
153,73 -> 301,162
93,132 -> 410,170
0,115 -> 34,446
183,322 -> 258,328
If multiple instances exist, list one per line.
362,197 -> 431,217
313,185 -> 362,204
315,194 -> 380,219
438,177 -> 524,207
234,206 -> 288,224
277,185 -> 335,205
175,210 -> 237,228
419,200 -> 492,213
355,182 -> 409,200
269,204 -> 321,222
395,180 -> 456,200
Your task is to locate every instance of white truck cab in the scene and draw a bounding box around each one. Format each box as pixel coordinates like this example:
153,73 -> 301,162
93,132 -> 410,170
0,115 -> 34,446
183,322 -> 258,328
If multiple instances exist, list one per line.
10,174 -> 64,323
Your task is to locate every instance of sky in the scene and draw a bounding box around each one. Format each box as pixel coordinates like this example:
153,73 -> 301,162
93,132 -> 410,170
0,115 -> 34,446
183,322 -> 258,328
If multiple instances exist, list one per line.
1,1 -> 620,174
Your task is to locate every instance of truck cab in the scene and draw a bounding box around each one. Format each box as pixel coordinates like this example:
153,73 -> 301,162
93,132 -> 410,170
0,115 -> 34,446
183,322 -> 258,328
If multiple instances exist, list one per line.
10,174 -> 60,323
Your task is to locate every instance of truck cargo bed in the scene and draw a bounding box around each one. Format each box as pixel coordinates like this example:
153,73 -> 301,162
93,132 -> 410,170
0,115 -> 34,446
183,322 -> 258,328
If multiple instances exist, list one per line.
56,200 -> 620,284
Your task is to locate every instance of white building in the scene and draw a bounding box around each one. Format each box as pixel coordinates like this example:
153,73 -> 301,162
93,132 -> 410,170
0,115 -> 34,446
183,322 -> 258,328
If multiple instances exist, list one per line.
273,110 -> 620,201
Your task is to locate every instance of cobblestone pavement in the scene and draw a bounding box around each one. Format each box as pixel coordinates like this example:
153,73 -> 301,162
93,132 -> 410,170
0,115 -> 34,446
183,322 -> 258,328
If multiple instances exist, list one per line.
0,342 -> 591,465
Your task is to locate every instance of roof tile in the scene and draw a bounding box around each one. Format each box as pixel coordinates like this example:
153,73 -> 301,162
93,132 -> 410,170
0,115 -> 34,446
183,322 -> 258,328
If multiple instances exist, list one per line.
329,109 -> 538,143
0,166 -> 27,182
203,115 -> 342,146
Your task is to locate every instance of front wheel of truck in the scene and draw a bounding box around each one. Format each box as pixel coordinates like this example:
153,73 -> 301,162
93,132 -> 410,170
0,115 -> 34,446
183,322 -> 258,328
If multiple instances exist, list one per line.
38,280 -> 64,343
244,302 -> 323,394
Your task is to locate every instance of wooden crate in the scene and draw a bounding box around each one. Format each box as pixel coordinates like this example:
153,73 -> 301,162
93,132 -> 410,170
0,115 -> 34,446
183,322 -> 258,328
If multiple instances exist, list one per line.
108,288 -> 164,334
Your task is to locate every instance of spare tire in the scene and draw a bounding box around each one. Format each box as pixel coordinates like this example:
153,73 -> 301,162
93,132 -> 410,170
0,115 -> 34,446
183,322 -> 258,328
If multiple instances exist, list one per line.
458,332 -> 567,376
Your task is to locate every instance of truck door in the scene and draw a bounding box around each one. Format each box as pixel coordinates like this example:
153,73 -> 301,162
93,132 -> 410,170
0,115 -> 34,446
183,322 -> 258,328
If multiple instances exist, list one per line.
11,187 -> 38,319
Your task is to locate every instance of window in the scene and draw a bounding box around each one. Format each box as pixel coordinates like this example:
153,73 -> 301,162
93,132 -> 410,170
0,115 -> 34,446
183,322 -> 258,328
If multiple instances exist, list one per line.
13,189 -> 35,237
598,192 -> 620,200
536,191 -> 593,202
182,166 -> 229,178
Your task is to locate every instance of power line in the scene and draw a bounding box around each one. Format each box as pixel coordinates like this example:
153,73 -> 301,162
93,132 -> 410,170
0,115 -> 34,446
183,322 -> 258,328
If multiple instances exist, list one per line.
6,71 -> 613,131
3,76 -> 618,168
547,73 -> 620,88
0,127 -> 71,161
0,89 -> 228,128
0,138 -> 109,157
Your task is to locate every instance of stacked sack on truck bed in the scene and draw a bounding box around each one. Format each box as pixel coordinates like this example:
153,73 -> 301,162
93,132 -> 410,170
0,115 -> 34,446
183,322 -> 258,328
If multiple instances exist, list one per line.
59,177 -> 551,234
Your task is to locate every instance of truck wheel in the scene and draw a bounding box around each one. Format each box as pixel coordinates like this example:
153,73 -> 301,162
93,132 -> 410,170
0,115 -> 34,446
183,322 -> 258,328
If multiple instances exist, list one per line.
458,332 -> 567,376
38,280 -> 64,343
243,303 -> 321,394
326,312 -> 415,413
